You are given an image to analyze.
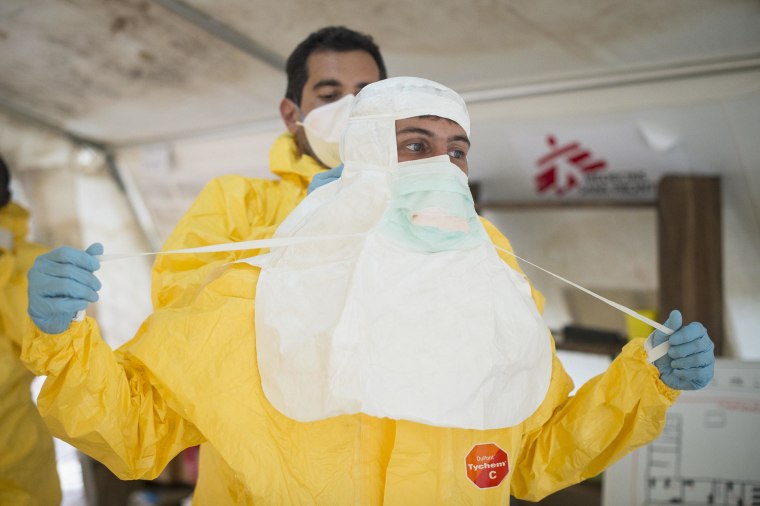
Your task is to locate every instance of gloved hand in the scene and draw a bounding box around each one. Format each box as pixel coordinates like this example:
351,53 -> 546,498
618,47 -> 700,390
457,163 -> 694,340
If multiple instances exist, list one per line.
651,309 -> 715,390
307,164 -> 344,194
28,243 -> 103,334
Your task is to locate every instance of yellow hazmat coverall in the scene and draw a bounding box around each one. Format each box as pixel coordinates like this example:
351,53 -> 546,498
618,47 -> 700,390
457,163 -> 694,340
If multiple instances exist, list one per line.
149,132 -> 328,499
150,133 -> 326,310
0,203 -> 61,506
20,123 -> 679,502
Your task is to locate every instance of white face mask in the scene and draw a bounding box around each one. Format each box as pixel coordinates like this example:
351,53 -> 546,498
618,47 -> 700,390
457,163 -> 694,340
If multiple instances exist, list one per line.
297,94 -> 355,168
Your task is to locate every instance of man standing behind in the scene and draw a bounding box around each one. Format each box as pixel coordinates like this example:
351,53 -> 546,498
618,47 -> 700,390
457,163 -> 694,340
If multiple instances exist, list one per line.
147,25 -> 384,500
0,156 -> 60,505
151,26 -> 385,309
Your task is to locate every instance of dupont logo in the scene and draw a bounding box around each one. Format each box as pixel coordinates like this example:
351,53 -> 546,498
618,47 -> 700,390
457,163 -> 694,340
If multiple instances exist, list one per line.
535,134 -> 608,195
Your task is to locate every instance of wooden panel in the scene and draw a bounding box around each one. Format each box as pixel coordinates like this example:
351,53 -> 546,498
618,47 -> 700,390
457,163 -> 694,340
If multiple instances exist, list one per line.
657,175 -> 724,355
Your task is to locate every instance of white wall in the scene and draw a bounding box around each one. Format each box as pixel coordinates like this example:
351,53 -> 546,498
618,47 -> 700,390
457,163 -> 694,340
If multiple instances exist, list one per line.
466,70 -> 760,358
482,208 -> 658,336
115,121 -> 282,245
75,173 -> 153,349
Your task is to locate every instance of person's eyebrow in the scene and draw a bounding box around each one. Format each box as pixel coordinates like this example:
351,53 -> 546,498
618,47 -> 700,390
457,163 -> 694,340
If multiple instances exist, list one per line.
396,126 -> 435,137
312,79 -> 342,90
449,134 -> 471,147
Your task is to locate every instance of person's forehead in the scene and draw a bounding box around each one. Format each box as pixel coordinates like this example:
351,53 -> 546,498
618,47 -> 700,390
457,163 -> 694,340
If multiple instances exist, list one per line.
395,116 -> 467,136
304,50 -> 379,85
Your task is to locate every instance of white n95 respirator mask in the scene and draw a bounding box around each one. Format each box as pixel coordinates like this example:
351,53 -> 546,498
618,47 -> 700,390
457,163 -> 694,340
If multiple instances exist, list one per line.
297,94 -> 355,168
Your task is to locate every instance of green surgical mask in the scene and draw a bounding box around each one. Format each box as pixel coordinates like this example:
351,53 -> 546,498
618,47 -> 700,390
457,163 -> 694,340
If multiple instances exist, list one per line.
379,155 -> 487,253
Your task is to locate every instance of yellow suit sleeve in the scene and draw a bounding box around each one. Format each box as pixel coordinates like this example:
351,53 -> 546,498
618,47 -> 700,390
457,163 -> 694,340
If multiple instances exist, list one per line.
21,316 -> 205,480
480,216 -> 678,500
511,339 -> 679,500
151,175 -> 282,309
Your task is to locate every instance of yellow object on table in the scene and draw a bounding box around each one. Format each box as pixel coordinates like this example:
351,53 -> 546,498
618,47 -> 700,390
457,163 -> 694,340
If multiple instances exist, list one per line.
625,309 -> 658,340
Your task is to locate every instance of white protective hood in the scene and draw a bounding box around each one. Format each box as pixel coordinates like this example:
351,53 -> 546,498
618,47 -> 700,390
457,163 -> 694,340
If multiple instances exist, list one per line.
253,77 -> 553,430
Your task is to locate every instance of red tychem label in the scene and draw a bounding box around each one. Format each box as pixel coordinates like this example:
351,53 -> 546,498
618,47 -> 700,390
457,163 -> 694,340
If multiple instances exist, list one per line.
465,443 -> 509,489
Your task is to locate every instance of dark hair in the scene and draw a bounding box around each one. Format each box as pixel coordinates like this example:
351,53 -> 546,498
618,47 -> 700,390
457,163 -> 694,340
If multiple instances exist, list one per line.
285,26 -> 386,105
0,155 -> 11,207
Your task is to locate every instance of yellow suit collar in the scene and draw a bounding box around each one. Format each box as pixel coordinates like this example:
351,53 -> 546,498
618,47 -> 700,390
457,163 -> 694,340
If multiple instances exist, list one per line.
268,132 -> 327,187
0,202 -> 29,244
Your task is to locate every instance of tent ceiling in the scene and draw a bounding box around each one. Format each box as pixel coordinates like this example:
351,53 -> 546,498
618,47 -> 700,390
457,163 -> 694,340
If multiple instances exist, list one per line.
1,0 -> 759,145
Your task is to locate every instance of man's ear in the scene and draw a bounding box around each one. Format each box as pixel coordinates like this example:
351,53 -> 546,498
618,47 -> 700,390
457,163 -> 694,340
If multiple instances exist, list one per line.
280,98 -> 300,134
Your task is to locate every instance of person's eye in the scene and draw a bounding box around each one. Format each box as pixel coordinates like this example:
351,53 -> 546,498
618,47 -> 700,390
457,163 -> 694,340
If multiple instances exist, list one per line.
318,93 -> 340,102
406,142 -> 424,153
449,149 -> 466,159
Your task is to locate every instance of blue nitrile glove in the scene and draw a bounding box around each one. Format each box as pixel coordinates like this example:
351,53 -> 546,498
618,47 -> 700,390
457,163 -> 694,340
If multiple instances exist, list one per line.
28,243 -> 103,334
307,164 -> 344,194
651,309 -> 715,390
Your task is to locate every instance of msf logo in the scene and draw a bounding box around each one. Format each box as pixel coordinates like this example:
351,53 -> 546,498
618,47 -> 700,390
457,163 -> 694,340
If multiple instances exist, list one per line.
535,134 -> 607,195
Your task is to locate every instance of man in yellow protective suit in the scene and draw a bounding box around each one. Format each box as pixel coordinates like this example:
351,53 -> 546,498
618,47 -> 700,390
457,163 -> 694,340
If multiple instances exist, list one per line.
149,26 -> 385,496
151,26 -> 386,310
24,77 -> 715,504
0,156 -> 61,505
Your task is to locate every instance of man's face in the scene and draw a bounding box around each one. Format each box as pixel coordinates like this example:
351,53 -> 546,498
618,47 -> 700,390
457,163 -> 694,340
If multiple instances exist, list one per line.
281,50 -> 381,163
395,116 -> 471,174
